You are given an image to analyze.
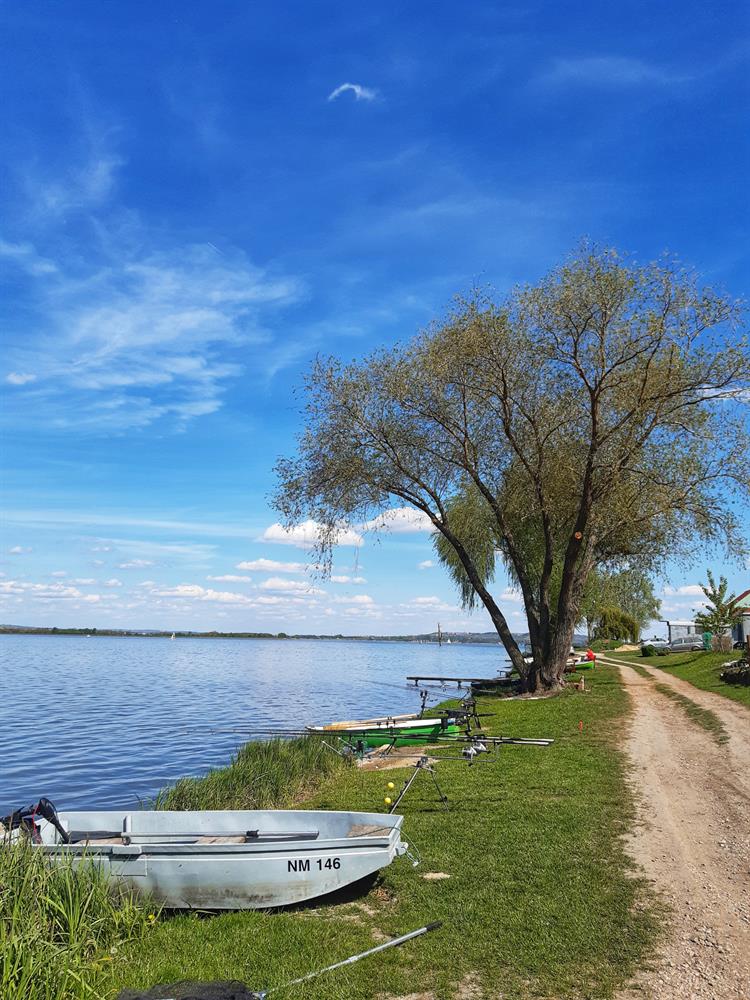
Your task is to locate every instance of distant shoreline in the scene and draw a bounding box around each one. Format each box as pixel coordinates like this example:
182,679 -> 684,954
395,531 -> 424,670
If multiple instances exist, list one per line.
0,624 -> 512,645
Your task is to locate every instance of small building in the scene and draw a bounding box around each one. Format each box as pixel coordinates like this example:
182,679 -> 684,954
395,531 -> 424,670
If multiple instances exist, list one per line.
660,619 -> 699,641
732,589 -> 750,646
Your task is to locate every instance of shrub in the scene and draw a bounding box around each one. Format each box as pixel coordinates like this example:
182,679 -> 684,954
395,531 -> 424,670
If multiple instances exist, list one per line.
641,644 -> 657,657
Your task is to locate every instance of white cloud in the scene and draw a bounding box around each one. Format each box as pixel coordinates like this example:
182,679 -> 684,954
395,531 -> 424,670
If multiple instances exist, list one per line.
261,520 -> 363,549
418,560 -> 434,570
499,587 -> 524,603
259,577 -> 323,595
330,575 -> 367,584
8,546 -> 32,554
0,579 -> 101,602
151,583 -> 254,604
207,574 -> 253,583
663,584 -> 704,597
361,508 -> 434,534
50,570 -> 68,577
538,56 -> 682,89
327,82 -> 378,102
118,559 -> 154,569
70,578 -> 96,585
6,372 -> 37,385
331,594 -> 374,605
2,234 -> 303,432
236,558 -> 306,573
104,578 -> 123,588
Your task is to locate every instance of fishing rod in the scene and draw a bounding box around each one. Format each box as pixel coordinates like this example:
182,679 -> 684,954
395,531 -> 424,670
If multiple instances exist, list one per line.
247,922 -> 443,998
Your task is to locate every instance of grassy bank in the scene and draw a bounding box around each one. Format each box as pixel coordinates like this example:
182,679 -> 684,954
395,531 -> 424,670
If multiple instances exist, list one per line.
155,734 -> 350,810
110,664 -> 659,1000
0,841 -> 155,1000
607,650 -> 750,709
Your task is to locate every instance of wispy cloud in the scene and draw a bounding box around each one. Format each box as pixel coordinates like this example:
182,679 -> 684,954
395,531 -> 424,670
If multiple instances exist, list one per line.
0,239 -> 58,276
418,560 -> 434,570
207,574 -> 253,583
6,372 -> 37,386
537,56 -> 685,89
259,577 -> 324,595
117,559 -> 154,569
236,558 -> 307,573
361,508 -> 434,533
261,520 -> 363,549
327,82 -> 378,102
2,241 -> 303,432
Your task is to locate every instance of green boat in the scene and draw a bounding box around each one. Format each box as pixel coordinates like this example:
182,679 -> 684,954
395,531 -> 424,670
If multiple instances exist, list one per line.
307,714 -> 461,748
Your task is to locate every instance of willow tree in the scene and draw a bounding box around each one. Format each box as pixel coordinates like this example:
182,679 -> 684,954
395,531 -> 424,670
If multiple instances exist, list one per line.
274,248 -> 749,691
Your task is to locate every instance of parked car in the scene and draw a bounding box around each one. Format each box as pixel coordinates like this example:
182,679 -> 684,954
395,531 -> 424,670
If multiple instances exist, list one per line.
667,635 -> 704,653
640,637 -> 669,650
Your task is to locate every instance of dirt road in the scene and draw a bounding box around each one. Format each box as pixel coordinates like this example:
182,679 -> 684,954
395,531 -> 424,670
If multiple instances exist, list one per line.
599,658 -> 750,999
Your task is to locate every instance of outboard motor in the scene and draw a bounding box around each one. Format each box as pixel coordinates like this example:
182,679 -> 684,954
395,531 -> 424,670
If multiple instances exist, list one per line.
0,798 -> 70,843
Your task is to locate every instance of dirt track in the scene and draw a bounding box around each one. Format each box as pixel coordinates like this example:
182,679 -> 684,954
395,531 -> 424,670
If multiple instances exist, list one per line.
600,658 -> 750,999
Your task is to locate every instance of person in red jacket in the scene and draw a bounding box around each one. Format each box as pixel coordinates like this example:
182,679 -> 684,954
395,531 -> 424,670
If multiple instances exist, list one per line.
585,647 -> 597,666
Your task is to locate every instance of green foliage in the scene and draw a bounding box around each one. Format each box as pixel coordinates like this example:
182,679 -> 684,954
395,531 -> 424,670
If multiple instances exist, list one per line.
275,245 -> 749,691
156,735 -> 349,811
641,644 -> 657,657
589,638 -> 623,652
593,605 -> 639,643
693,570 -> 744,634
580,568 -> 661,638
0,841 -> 155,1000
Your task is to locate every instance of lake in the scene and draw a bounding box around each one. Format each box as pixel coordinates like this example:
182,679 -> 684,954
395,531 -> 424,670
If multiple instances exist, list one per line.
0,634 -> 507,814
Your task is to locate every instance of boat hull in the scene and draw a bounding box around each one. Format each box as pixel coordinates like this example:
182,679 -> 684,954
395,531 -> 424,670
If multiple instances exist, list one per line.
309,719 -> 462,748
34,809 -> 408,910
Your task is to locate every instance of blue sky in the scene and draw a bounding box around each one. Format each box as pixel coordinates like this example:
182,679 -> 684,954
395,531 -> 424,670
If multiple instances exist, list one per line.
1,1 -> 748,634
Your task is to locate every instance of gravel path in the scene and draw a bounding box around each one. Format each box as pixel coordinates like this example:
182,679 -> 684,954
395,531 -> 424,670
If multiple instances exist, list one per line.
601,658 -> 750,999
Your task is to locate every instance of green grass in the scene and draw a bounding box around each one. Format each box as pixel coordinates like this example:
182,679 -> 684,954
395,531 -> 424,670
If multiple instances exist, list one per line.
0,841 -> 155,1000
652,683 -> 729,745
155,734 -> 350,810
111,665 -> 661,1000
606,650 -> 750,709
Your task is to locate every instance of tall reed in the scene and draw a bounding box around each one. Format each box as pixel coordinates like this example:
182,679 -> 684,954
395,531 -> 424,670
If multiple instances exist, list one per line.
0,840 -> 155,1000
156,735 -> 349,810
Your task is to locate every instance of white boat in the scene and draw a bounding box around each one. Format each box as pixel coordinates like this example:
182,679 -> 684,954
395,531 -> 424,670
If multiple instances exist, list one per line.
32,808 -> 409,909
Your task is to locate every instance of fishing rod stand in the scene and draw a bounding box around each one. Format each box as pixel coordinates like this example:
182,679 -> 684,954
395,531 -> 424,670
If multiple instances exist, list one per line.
388,756 -> 450,814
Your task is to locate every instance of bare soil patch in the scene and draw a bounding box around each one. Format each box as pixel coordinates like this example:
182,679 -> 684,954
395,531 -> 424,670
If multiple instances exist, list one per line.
610,660 -> 750,999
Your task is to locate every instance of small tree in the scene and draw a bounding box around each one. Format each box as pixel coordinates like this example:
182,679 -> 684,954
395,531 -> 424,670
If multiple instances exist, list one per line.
593,606 -> 639,643
274,247 -> 749,692
694,571 -> 743,650
579,567 -> 660,641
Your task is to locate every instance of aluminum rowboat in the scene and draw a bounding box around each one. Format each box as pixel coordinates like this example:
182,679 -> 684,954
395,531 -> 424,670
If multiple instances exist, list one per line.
34,808 -> 409,909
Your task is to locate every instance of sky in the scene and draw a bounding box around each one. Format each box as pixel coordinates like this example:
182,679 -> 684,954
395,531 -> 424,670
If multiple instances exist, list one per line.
1,1 -> 748,635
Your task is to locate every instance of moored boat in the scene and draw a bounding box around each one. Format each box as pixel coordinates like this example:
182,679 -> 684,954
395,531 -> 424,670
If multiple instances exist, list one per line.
26,806 -> 410,909
307,715 -> 461,747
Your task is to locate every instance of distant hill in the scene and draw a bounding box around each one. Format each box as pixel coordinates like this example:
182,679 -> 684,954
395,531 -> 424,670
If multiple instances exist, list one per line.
0,624 -> 589,646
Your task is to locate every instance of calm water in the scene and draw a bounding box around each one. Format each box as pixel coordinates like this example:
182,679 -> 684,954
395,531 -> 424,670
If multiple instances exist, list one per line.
0,635 -> 506,813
